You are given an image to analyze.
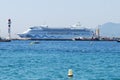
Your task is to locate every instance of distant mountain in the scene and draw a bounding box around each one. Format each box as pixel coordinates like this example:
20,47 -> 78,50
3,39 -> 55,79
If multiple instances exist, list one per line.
98,22 -> 120,37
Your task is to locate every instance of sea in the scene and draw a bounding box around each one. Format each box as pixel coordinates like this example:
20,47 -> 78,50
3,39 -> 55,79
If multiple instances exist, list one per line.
0,40 -> 120,80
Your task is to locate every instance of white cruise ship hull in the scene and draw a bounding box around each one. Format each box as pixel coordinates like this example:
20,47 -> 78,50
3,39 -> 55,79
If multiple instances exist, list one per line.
18,26 -> 93,39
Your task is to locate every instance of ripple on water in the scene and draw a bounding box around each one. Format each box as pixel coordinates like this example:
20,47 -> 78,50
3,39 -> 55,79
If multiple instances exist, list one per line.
0,41 -> 120,80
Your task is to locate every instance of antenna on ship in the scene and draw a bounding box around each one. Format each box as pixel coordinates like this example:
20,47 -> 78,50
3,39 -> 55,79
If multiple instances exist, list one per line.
8,19 -> 11,40
76,22 -> 81,27
71,22 -> 81,29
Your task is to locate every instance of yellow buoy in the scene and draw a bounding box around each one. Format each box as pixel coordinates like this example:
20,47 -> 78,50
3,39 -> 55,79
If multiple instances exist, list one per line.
68,69 -> 73,77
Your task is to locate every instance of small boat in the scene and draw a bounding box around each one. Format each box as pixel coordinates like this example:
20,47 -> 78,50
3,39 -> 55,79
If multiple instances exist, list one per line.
0,40 -> 11,42
30,41 -> 40,44
0,38 -> 11,42
117,40 -> 120,42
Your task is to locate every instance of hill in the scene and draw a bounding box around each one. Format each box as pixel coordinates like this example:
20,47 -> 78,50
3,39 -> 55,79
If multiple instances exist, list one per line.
98,22 -> 120,37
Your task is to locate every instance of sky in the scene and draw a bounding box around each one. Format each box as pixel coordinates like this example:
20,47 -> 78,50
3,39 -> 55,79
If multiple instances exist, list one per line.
0,0 -> 120,38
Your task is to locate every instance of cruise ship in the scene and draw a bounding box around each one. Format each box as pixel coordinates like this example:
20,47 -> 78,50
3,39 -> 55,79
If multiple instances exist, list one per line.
17,24 -> 94,40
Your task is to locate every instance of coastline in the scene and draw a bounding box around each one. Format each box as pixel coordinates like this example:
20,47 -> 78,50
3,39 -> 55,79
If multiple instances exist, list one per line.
11,37 -> 117,41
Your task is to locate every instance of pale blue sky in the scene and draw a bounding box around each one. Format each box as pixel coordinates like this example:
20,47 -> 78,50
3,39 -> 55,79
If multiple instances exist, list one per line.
0,0 -> 120,38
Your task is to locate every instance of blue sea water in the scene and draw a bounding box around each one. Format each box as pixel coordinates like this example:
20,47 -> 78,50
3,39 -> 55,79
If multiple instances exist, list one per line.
0,40 -> 120,80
